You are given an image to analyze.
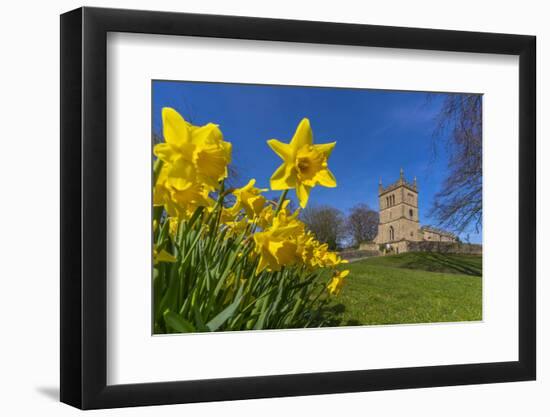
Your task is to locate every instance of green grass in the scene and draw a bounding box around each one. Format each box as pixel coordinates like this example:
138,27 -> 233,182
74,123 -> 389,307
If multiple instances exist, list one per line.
322,252 -> 482,326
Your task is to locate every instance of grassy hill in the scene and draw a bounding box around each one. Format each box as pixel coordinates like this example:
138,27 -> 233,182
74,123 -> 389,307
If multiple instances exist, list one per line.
323,252 -> 482,326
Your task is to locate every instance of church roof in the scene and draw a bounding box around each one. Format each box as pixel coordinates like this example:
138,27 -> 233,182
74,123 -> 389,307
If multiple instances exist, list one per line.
420,225 -> 457,239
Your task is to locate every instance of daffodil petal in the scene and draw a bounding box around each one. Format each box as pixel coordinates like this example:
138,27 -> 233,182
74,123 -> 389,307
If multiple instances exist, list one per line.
247,195 -> 266,217
267,139 -> 293,162
242,178 -> 256,191
290,118 -> 313,150
154,249 -> 177,264
153,143 -> 176,162
162,107 -> 190,145
315,169 -> 337,188
256,254 -> 270,273
296,183 -> 312,208
269,239 -> 297,266
312,141 -> 336,158
191,123 -> 224,145
270,163 -> 296,190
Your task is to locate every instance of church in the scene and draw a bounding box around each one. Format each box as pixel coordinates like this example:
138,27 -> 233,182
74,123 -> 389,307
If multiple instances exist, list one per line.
374,169 -> 457,254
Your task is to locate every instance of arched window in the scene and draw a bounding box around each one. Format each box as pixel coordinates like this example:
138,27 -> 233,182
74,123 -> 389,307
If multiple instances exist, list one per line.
389,226 -> 394,241
409,209 -> 414,218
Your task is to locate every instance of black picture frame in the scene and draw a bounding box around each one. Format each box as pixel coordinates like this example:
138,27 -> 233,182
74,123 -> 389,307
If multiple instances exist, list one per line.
60,6 -> 536,410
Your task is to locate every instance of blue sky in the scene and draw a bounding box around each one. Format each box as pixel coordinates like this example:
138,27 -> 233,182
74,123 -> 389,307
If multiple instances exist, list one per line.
152,81 -> 481,243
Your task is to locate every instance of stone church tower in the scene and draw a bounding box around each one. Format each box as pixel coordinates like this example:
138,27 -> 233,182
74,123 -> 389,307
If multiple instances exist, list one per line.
374,169 -> 422,253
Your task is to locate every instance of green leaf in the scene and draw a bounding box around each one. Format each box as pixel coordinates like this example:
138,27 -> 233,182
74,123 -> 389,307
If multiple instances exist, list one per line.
206,285 -> 244,331
193,304 -> 209,332
253,297 -> 269,330
163,310 -> 195,333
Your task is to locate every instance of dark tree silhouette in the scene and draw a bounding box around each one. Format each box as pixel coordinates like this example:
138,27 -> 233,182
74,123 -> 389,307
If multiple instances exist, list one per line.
346,204 -> 379,246
300,205 -> 345,250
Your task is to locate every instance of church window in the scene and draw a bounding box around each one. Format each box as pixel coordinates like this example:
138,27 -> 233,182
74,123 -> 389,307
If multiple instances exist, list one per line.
389,226 -> 395,241
409,209 -> 414,218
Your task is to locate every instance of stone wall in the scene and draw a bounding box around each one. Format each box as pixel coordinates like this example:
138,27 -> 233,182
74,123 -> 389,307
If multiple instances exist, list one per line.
421,228 -> 457,242
359,241 -> 379,251
340,249 -> 381,260
406,241 -> 482,255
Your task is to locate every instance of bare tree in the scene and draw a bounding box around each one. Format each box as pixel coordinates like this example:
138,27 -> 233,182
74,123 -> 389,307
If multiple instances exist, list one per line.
346,204 -> 379,247
300,205 -> 345,250
430,94 -> 482,234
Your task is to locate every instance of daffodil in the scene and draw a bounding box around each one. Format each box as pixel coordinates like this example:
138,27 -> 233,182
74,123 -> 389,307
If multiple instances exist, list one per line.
296,232 -> 318,268
153,246 -> 177,265
253,218 -> 303,272
225,216 -> 250,236
219,207 -> 238,225
154,107 -> 232,189
327,269 -> 350,295
167,176 -> 212,211
257,204 -> 276,229
267,118 -> 337,208
153,164 -> 186,218
254,231 -> 298,273
320,250 -> 349,268
153,161 -> 214,220
230,179 -> 268,218
168,217 -> 179,239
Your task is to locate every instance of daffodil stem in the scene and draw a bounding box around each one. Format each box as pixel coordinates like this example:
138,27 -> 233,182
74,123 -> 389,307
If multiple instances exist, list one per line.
274,190 -> 289,215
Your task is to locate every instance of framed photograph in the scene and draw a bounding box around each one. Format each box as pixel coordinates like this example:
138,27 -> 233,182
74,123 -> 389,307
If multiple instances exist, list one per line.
60,7 -> 536,409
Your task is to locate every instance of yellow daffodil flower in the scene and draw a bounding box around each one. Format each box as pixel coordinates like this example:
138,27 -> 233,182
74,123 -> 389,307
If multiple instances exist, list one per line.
327,269 -> 350,295
320,250 -> 349,268
296,232 -> 318,268
153,247 -> 177,265
168,217 -> 179,239
230,179 -> 268,218
254,231 -> 298,273
257,204 -> 276,230
225,216 -> 250,236
153,107 -> 232,190
219,207 -> 238,225
153,161 -> 214,220
253,220 -> 302,273
167,176 -> 212,210
267,118 -> 337,208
